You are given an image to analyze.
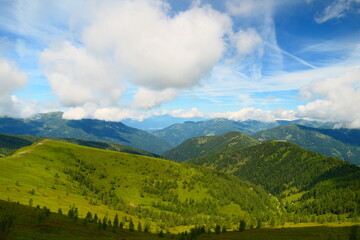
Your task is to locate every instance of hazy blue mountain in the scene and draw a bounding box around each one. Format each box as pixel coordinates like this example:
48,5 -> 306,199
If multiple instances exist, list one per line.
153,118 -> 278,146
0,112 -> 171,154
153,118 -> 336,146
253,125 -> 360,165
0,133 -> 160,158
122,114 -> 205,132
162,131 -> 259,162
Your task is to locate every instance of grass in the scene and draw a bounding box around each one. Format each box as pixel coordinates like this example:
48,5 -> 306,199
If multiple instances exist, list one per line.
0,140 -> 276,233
1,200 -> 359,240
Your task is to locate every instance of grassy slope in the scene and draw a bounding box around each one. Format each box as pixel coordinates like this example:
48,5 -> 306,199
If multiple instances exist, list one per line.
1,200 -> 359,240
253,125 -> 360,165
162,131 -> 259,162
0,133 -> 160,158
0,140 -> 277,233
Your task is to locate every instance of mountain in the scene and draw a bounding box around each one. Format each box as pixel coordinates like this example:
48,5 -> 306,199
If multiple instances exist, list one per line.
153,118 -> 278,146
0,112 -> 172,154
162,131 -> 259,162
0,140 -> 278,232
188,140 -> 360,216
153,118 -> 336,147
0,133 -> 160,158
253,125 -> 360,165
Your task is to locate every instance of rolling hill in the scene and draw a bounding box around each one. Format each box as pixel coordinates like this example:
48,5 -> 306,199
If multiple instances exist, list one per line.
0,133 -> 160,158
162,131 -> 259,162
188,140 -> 360,217
153,118 -> 336,146
253,125 -> 360,165
0,139 -> 278,233
0,112 -> 172,154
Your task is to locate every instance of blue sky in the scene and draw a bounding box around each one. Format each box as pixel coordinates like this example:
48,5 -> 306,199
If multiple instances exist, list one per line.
0,0 -> 360,128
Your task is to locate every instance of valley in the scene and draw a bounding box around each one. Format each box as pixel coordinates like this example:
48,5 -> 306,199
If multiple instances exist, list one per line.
0,115 -> 359,239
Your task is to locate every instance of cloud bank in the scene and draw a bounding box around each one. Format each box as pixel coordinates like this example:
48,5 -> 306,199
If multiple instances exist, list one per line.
298,69 -> 360,128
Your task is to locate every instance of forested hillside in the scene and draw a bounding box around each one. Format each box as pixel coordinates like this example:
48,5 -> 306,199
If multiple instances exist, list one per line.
163,131 -> 259,161
253,125 -> 360,165
0,112 -> 171,154
189,140 -> 360,220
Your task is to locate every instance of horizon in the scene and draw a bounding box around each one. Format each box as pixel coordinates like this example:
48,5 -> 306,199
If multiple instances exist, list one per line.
1,0 -> 360,128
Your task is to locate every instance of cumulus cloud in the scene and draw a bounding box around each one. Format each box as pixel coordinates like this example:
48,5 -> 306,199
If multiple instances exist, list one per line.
40,41 -> 122,107
0,58 -> 31,117
133,88 -> 178,110
297,69 -> 360,128
83,0 -> 231,90
209,107 -> 296,122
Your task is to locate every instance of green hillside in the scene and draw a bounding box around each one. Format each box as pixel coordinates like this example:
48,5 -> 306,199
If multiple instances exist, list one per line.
0,140 -> 278,233
0,112 -> 172,154
163,131 -> 259,162
0,133 -> 160,158
188,140 -> 360,218
253,125 -> 360,165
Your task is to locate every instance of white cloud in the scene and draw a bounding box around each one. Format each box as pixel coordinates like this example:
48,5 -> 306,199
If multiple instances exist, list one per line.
83,0 -> 231,90
232,28 -> 263,56
209,107 -> 296,122
0,58 -> 31,117
315,0 -> 351,23
226,0 -> 274,17
132,88 -> 178,110
0,59 -> 27,96
297,69 -> 360,128
40,41 -> 123,107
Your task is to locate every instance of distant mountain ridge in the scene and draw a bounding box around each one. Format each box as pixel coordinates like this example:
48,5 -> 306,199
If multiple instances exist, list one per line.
253,125 -> 360,165
162,131 -> 259,162
0,112 -> 171,154
0,133 -> 160,158
153,118 -> 336,146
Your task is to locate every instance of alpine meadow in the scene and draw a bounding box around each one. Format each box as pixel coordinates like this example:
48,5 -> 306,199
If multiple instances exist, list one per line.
1,0 -> 360,239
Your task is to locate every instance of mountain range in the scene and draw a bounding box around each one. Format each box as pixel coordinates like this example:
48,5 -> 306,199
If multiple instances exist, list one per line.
253,125 -> 360,165
153,118 -> 336,146
162,131 -> 259,162
0,112 -> 171,155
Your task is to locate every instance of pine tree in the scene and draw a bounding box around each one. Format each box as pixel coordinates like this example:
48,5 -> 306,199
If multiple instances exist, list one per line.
158,229 -> 164,238
239,220 -> 246,232
256,219 -> 262,229
119,221 -> 124,229
85,211 -> 93,222
137,221 -> 142,232
102,216 -> 107,230
215,224 -> 221,234
113,214 -> 119,228
129,218 -> 134,231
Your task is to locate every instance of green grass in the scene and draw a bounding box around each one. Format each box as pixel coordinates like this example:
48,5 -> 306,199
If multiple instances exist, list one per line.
0,140 -> 277,233
205,226 -> 360,240
2,200 -> 359,240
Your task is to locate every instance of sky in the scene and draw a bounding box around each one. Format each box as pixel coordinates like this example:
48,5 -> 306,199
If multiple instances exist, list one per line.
0,0 -> 360,128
